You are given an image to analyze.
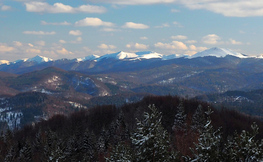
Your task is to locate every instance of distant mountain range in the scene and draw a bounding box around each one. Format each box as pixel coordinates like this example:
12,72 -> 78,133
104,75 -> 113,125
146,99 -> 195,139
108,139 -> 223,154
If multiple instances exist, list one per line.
0,47 -> 257,66
1,47 -> 263,129
0,47 -> 260,75
1,47 -> 263,96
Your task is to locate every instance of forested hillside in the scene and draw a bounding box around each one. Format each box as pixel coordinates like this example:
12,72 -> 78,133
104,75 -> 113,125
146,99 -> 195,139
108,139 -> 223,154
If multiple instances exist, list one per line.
1,96 -> 263,161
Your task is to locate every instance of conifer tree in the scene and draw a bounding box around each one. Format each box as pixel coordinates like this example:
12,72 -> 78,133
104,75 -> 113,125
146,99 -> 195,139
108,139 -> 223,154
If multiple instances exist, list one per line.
33,129 -> 42,152
106,142 -> 134,162
132,104 -> 177,161
172,100 -> 187,132
4,145 -> 16,162
19,139 -> 32,162
82,129 -> 97,161
108,110 -> 130,145
225,122 -> 263,161
4,129 -> 13,148
191,104 -> 206,131
190,108 -> 222,161
97,127 -> 107,153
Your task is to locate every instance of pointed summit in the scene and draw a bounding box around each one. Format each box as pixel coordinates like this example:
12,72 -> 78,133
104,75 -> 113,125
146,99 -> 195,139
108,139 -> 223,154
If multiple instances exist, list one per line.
98,51 -> 164,60
190,47 -> 248,59
26,55 -> 53,63
98,51 -> 137,60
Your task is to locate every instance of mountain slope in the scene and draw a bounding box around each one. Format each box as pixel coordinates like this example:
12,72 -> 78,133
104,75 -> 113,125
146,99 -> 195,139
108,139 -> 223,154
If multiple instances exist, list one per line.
1,47 -> 263,98
1,67 -> 110,98
190,47 -> 249,58
26,55 -> 53,63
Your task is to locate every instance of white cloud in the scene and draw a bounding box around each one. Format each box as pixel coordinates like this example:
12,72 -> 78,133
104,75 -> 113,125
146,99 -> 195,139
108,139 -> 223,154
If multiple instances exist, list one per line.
76,37 -> 82,42
13,41 -> 23,47
75,17 -> 114,27
176,0 -> 263,17
35,41 -> 46,46
134,43 -> 148,50
185,40 -> 197,44
126,44 -> 131,48
229,38 -> 243,45
126,43 -> 149,50
1,5 -> 11,11
26,48 -> 41,54
25,2 -> 107,14
0,44 -> 14,53
185,45 -> 208,56
173,21 -> 183,27
23,31 -> 56,35
71,37 -> 82,44
154,41 -> 188,50
171,9 -> 180,13
0,41 -> 77,60
171,35 -> 188,40
202,34 -> 221,45
140,37 -> 148,40
189,45 -> 207,51
59,40 -> 67,44
155,23 -> 170,28
28,43 -> 34,47
98,43 -> 116,49
56,48 -> 73,55
83,47 -> 92,52
122,22 -> 149,29
69,30 -> 82,36
77,4 -> 107,13
239,30 -> 245,34
41,21 -> 71,26
86,0 -> 176,5
84,0 -> 263,17
101,28 -> 118,32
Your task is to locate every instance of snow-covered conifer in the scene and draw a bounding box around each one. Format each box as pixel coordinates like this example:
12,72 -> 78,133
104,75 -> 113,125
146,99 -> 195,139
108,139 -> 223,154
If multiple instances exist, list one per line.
172,100 -> 187,132
82,129 -> 96,161
132,104 -> 177,161
106,142 -> 134,162
191,104 -> 206,131
4,145 -> 16,162
228,122 -> 263,161
19,140 -> 32,162
190,108 -> 222,161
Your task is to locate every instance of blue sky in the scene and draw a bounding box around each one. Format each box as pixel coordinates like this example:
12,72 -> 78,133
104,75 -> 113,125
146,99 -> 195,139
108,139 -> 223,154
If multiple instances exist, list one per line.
0,0 -> 262,61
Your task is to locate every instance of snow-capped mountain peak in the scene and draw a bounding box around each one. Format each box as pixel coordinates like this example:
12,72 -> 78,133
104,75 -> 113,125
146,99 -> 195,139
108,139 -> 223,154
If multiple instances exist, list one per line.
99,51 -> 138,60
99,51 -> 164,61
76,54 -> 100,62
136,51 -> 163,59
26,55 -> 53,63
115,51 -> 138,59
190,47 -> 248,59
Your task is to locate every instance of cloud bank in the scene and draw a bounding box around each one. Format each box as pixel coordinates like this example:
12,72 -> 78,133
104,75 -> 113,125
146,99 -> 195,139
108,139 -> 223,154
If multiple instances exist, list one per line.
25,2 -> 106,14
85,0 -> 263,17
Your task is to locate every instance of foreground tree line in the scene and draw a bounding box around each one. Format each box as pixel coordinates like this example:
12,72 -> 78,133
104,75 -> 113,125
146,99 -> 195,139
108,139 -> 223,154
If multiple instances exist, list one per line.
0,95 -> 262,161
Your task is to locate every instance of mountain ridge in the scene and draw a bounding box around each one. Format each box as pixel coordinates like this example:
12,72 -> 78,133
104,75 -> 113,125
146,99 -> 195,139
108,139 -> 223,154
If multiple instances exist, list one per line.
0,47 -> 259,65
